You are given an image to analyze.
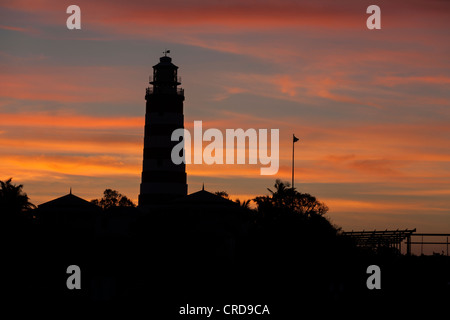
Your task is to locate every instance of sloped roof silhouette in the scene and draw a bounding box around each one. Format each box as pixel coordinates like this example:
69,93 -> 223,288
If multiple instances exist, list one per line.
175,189 -> 238,206
38,192 -> 98,210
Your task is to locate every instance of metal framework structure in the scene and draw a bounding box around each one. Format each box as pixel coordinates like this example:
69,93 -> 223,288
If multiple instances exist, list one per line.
343,229 -> 450,256
342,229 -> 416,255
409,233 -> 450,256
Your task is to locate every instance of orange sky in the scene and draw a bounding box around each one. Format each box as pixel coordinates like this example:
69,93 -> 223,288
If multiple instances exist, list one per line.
1,0 -> 449,236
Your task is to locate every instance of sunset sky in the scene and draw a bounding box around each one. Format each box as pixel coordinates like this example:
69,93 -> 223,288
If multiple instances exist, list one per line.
1,0 -> 449,237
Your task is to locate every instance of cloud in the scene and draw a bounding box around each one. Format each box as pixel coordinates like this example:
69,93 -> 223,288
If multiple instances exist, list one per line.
0,154 -> 140,190
0,112 -> 143,129
349,159 -> 403,176
374,75 -> 450,87
0,65 -> 142,103
1,0 -> 449,234
2,0 -> 449,43
0,24 -> 37,35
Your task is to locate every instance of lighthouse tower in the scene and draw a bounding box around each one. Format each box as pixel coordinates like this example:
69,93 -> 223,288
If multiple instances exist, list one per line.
138,52 -> 187,206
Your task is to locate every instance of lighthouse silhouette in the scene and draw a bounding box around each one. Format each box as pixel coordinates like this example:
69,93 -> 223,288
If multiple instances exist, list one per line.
138,52 -> 188,207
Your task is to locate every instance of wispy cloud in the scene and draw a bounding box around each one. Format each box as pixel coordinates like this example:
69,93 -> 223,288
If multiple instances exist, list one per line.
1,0 -> 449,232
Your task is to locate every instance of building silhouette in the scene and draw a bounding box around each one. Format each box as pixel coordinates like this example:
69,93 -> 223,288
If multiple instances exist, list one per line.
139,53 -> 188,207
36,190 -> 100,232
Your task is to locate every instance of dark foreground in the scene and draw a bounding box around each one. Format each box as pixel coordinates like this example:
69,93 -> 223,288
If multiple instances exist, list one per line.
5,208 -> 450,316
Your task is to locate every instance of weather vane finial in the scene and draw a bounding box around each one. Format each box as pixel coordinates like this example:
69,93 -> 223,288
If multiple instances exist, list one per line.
163,49 -> 171,57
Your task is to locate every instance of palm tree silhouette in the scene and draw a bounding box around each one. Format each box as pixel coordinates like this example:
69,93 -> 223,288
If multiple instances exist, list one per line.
254,179 -> 328,216
0,178 -> 35,214
235,198 -> 252,209
267,179 -> 291,195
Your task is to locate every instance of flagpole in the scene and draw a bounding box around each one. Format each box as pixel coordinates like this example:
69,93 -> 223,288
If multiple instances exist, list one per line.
292,134 -> 295,189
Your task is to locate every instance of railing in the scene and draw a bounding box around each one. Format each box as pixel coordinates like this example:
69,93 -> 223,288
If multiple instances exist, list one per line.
408,233 -> 450,256
146,87 -> 184,96
149,76 -> 181,84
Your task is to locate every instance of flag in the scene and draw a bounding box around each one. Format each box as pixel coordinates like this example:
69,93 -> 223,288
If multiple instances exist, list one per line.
293,134 -> 299,143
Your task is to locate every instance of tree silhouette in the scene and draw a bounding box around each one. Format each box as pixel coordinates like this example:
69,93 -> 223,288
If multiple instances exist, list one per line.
91,189 -> 136,210
254,179 -> 328,217
214,191 -> 229,199
235,198 -> 252,209
0,178 -> 35,215
249,179 -> 339,274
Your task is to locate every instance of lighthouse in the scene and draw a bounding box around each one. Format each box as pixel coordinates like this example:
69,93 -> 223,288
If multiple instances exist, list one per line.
138,52 -> 188,206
